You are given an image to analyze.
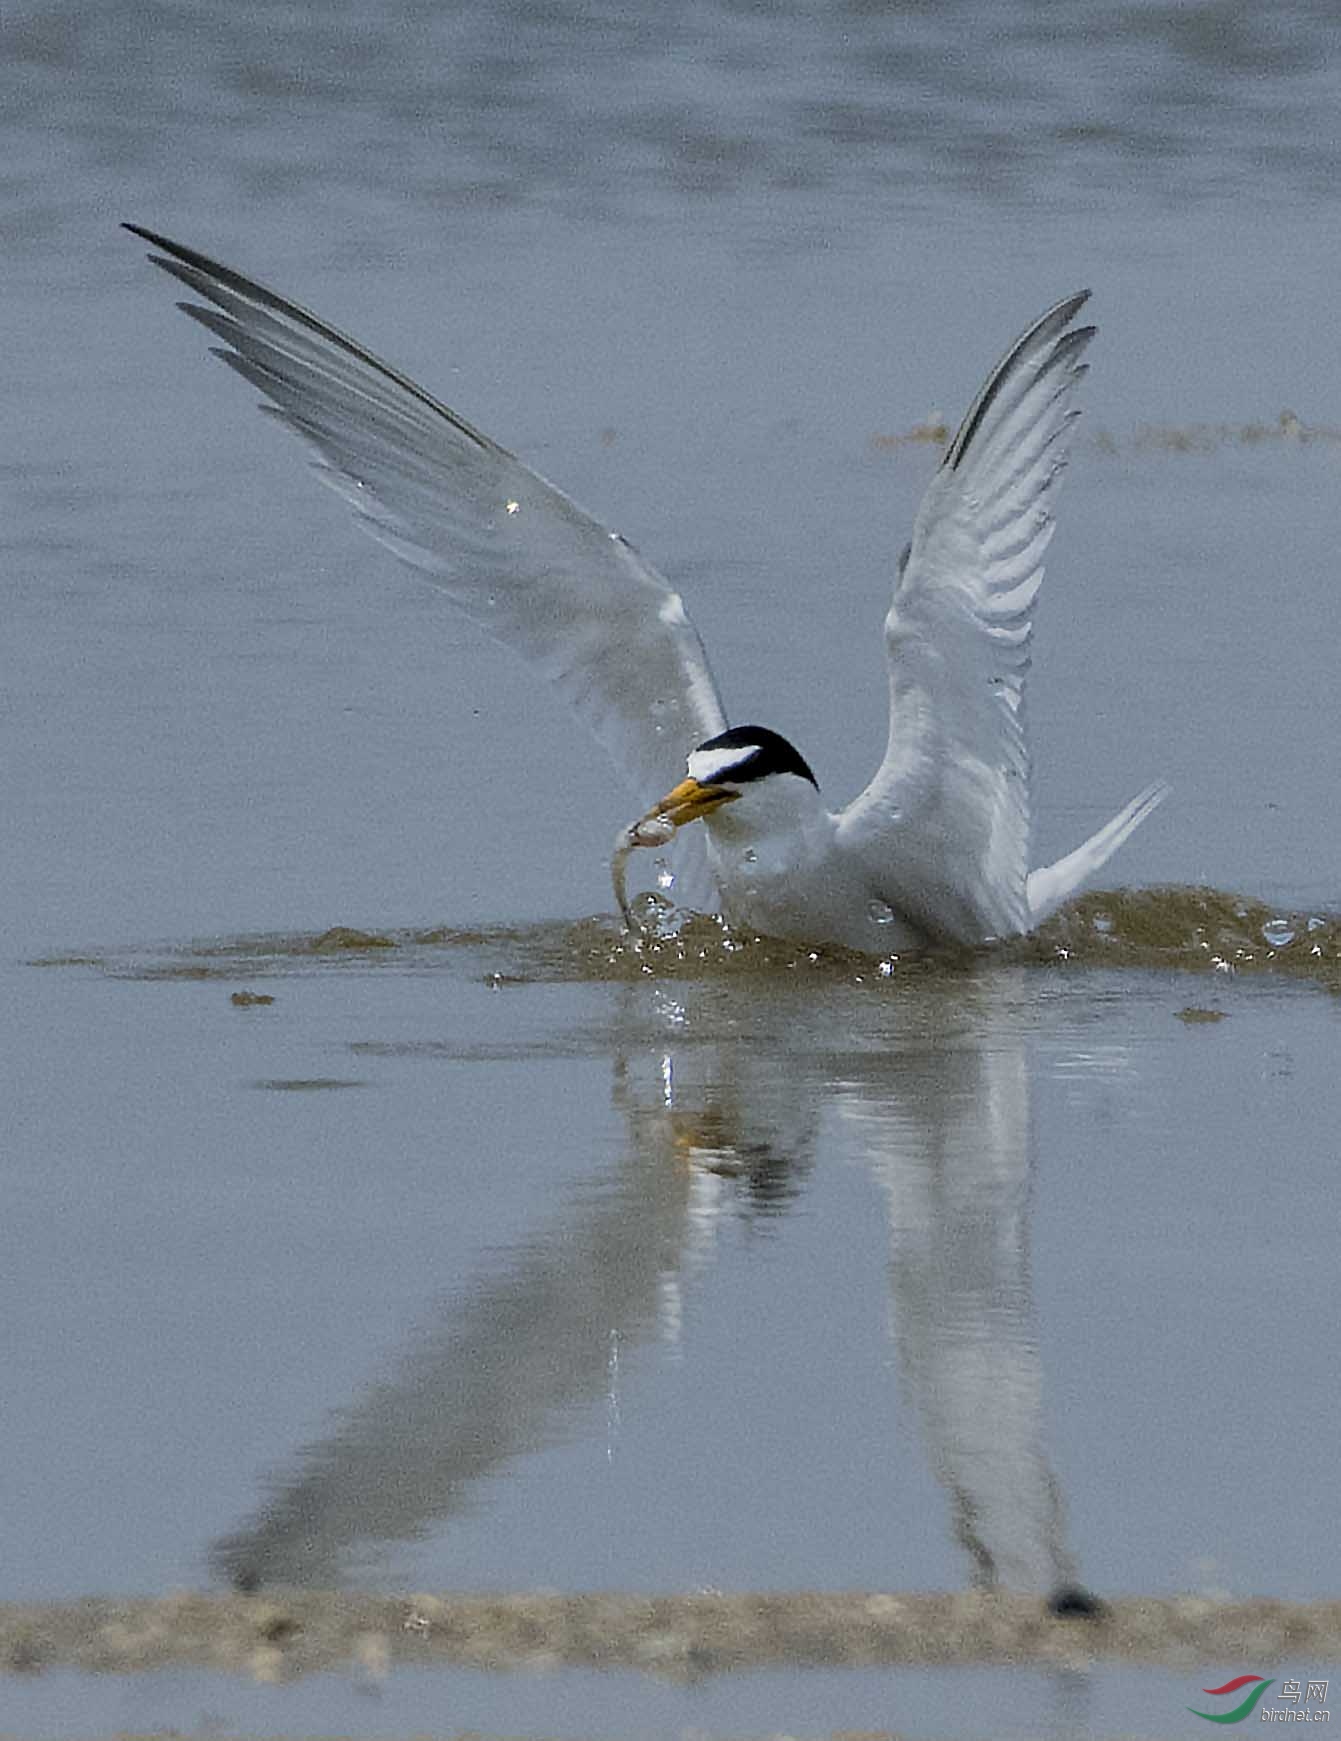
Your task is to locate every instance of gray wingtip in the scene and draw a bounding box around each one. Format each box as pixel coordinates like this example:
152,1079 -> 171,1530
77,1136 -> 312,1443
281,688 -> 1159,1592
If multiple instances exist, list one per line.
945,290 -> 1096,472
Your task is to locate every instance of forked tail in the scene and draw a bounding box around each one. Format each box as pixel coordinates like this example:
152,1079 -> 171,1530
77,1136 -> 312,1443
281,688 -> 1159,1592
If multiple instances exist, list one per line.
1026,780 -> 1170,926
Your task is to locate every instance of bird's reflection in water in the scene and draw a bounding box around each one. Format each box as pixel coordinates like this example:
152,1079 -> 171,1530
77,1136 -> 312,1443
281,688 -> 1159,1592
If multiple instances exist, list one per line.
214,969 -> 1084,1602
837,1002 -> 1079,1597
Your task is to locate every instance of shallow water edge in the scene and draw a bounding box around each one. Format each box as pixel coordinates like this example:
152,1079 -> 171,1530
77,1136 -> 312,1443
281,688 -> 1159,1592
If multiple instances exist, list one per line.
4,1589 -> 1341,1680
30,885 -> 1341,994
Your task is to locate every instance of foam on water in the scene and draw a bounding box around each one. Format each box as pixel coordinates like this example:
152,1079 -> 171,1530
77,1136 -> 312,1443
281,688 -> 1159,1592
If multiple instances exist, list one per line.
33,886 -> 1341,993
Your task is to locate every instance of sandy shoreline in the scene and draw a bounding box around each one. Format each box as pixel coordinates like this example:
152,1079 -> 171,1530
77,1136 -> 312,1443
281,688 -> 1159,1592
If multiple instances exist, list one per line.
3,1590 -> 1340,1681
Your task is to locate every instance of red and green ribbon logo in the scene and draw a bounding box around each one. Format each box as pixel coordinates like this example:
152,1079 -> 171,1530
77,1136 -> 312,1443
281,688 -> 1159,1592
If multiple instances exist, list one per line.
1189,1675 -> 1275,1723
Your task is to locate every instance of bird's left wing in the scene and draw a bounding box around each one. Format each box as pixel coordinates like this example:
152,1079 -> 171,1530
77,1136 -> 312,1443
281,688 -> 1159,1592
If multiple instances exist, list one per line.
124,225 -> 728,845
839,293 -> 1094,941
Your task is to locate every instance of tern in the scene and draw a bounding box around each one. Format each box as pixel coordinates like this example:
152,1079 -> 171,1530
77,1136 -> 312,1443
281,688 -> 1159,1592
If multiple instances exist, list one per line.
126,225 -> 1165,953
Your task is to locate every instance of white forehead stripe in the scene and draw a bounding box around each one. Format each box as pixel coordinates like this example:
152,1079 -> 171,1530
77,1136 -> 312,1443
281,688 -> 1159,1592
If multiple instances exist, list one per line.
687,744 -> 751,784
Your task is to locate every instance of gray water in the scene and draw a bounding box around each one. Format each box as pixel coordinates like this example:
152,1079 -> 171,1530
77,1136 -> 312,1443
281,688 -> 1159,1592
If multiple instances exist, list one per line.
4,2 -> 1341,1736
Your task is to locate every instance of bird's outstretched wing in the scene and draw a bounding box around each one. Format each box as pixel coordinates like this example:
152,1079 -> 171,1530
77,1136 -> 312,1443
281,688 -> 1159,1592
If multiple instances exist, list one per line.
839,293 -> 1094,942
124,225 -> 728,825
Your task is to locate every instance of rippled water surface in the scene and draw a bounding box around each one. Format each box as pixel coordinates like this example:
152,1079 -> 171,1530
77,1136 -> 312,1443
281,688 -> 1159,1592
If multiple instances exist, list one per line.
5,1 -> 1341,1735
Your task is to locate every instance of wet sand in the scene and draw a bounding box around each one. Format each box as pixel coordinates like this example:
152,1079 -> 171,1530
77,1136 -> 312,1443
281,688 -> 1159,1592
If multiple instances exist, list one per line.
3,1590 -> 1340,1681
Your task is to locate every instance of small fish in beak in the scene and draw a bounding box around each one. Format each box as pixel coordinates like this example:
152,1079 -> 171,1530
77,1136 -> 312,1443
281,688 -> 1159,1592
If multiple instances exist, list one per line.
612,780 -> 738,930
611,810 -> 677,930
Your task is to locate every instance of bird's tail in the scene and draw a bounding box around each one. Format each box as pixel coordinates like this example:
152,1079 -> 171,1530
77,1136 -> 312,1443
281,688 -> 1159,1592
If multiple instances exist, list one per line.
1026,780 -> 1170,926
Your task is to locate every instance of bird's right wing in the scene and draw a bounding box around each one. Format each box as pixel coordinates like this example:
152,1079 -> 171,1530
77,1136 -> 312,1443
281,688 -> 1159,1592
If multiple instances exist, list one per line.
124,226 -> 729,827
840,293 -> 1094,941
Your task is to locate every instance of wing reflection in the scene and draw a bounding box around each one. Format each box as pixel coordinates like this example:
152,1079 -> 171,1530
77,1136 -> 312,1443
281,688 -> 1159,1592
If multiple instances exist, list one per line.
214,1052 -> 715,1589
830,975 -> 1081,1596
213,968 -> 1082,1599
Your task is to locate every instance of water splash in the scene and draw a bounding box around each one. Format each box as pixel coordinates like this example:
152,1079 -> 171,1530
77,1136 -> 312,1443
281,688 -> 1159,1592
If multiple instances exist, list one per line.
625,890 -> 693,940
33,886 -> 1341,993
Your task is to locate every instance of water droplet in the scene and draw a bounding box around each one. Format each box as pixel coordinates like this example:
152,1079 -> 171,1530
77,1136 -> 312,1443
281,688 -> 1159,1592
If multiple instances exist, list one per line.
1307,916 -> 1325,933
1092,913 -> 1114,935
605,1327 -> 620,1458
868,900 -> 896,926
630,889 -> 690,940
655,858 -> 676,892
1262,918 -> 1296,948
742,848 -> 758,865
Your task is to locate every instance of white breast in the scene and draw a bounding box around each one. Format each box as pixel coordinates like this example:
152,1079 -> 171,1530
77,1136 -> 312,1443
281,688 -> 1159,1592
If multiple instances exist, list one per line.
704,806 -> 927,955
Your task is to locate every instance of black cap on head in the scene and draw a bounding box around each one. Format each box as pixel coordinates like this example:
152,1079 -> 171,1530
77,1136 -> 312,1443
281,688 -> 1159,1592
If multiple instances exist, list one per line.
690,725 -> 819,789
